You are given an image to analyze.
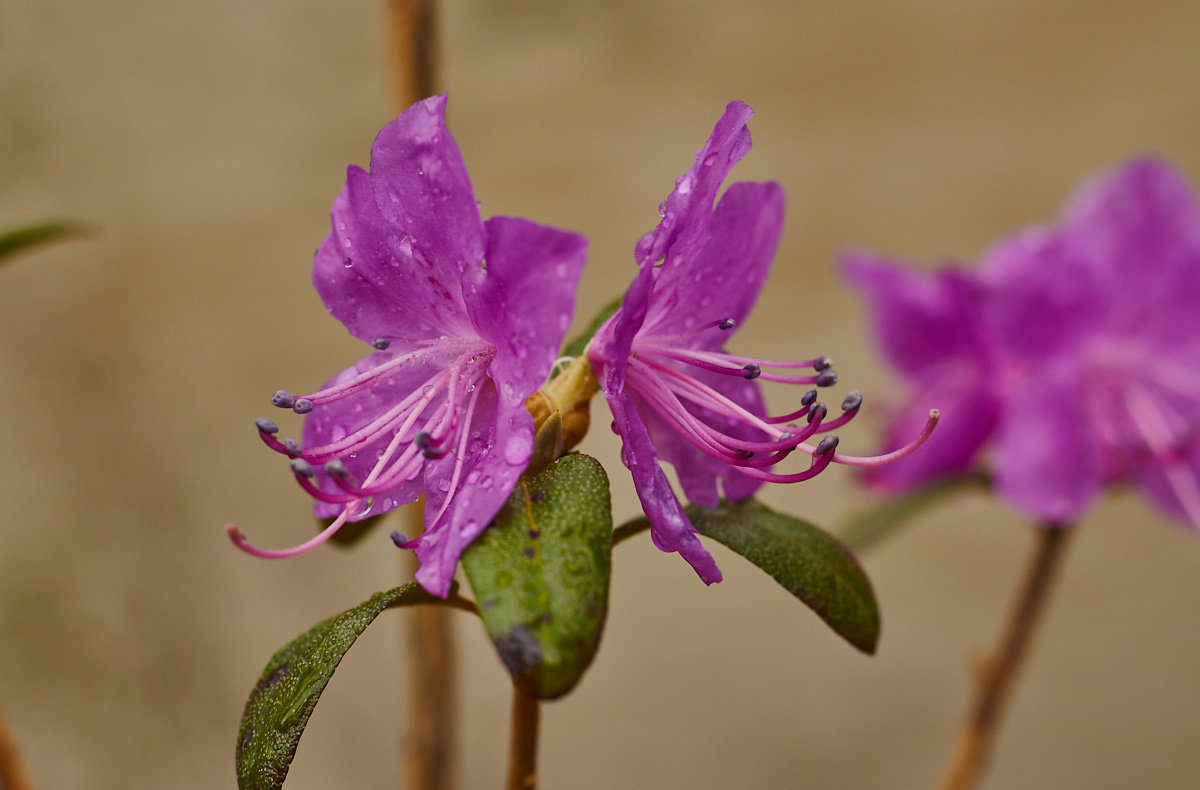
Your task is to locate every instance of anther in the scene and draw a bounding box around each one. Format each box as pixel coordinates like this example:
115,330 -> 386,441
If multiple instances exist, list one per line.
816,369 -> 839,387
718,318 -> 736,330
415,430 -> 446,460
801,389 -> 818,407
324,460 -> 348,477
742,364 -> 761,380
807,403 -> 828,425
371,337 -> 391,350
284,438 -> 302,458
256,418 -> 279,434
290,458 -> 315,477
272,390 -> 295,409
841,390 -> 863,411
815,435 -> 840,455
292,398 -> 314,414
813,356 -> 834,371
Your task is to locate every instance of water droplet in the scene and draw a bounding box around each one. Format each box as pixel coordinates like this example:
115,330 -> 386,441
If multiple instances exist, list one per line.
343,257 -> 353,268
504,434 -> 531,465
480,476 -> 493,489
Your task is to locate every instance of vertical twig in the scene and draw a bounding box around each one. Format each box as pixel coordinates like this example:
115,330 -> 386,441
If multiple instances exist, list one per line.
936,525 -> 1073,790
505,685 -> 540,790
381,4 -> 450,789
0,705 -> 35,790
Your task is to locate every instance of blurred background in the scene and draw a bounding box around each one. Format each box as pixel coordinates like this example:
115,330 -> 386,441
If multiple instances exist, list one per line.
2,1 -> 1199,787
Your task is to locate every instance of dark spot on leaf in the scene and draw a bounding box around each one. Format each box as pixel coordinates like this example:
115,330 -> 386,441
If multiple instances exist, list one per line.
538,612 -> 553,625
255,661 -> 291,694
523,547 -> 536,558
527,528 -> 541,539
495,625 -> 542,678
239,728 -> 253,754
482,598 -> 495,611
529,490 -> 547,503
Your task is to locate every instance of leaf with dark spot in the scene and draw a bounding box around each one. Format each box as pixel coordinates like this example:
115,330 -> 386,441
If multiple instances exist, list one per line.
235,582 -> 452,790
460,453 -> 612,699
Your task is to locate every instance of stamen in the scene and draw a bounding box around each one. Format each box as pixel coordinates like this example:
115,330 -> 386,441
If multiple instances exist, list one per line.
290,458 -> 314,477
324,460 -> 348,477
719,318 -> 736,330
284,438 -> 302,458
372,337 -> 391,350
271,390 -> 295,409
742,364 -> 761,380
807,403 -> 827,425
813,356 -> 834,371
816,435 -> 840,455
841,390 -> 863,411
226,510 -> 351,560
817,409 -> 940,466
293,398 -> 314,414
801,390 -> 818,406
256,418 -> 279,434
816,369 -> 839,387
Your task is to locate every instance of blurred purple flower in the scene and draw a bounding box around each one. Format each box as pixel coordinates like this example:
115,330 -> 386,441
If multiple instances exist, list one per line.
588,101 -> 937,583
229,95 -> 587,596
844,158 -> 1200,527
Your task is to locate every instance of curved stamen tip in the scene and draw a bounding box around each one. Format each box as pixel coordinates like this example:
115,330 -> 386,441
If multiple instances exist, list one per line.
813,356 -> 834,372
718,318 -> 736,330
742,363 -> 762,380
816,435 -> 840,455
816,369 -> 839,387
290,458 -> 315,477
841,390 -> 863,411
256,418 -> 279,435
284,438 -> 302,458
292,398 -> 314,414
415,430 -> 447,459
371,337 -> 391,350
801,389 -> 818,407
807,403 -> 828,425
324,459 -> 348,477
390,530 -> 419,549
271,390 -> 295,409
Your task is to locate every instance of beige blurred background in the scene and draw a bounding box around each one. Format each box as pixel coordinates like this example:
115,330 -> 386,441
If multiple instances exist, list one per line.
3,1 -> 1199,788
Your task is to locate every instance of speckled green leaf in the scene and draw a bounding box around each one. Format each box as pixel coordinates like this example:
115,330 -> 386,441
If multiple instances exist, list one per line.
839,471 -> 990,552
689,500 -> 879,653
560,296 -> 620,358
460,453 -> 612,699
0,220 -> 90,262
236,582 -> 450,790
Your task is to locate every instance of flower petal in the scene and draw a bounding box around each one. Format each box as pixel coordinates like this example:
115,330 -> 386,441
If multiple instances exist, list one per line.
466,216 -> 587,396
313,164 -> 475,344
608,391 -> 723,584
842,251 -> 992,379
414,383 -> 536,597
635,101 -> 755,270
588,260 -> 655,396
640,181 -> 784,342
991,367 -> 1102,524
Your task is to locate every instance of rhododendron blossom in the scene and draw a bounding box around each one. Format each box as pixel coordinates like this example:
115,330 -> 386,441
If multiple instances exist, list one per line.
228,95 -> 587,596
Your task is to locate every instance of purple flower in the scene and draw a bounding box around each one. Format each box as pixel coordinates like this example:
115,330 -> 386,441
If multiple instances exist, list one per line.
844,158 -> 1200,527
229,95 -> 587,596
587,101 -> 938,583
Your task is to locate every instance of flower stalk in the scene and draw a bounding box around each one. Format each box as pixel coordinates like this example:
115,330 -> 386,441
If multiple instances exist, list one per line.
505,684 -> 540,790
936,524 -> 1073,790
0,704 -> 35,790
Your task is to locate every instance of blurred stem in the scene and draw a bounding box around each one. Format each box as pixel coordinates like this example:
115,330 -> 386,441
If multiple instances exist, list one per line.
0,704 -> 34,790
936,524 -> 1073,790
505,685 -> 540,790
382,4 -> 450,790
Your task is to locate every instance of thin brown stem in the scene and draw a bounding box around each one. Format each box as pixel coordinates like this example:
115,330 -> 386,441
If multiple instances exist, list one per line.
0,704 -> 35,790
936,524 -> 1073,790
382,0 -> 436,113
505,685 -> 540,790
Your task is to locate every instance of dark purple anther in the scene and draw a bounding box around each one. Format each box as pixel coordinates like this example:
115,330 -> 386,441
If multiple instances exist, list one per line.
816,369 -> 839,387
292,398 -> 314,414
807,403 -> 827,424
271,390 -> 295,409
324,460 -> 348,477
371,337 -> 391,350
813,356 -> 834,371
801,389 -> 818,407
415,430 -> 445,459
718,318 -> 736,330
742,364 -> 761,380
255,418 -> 279,434
841,390 -> 863,411
289,458 -> 315,477
815,435 -> 840,455
284,438 -> 302,457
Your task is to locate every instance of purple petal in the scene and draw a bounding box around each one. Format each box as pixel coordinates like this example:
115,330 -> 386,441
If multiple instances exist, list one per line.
639,181 -> 784,343
588,260 -> 655,397
368,95 -> 488,304
635,101 -> 756,269
608,391 -> 723,584
861,366 -> 1000,494
637,369 -> 766,507
842,251 -> 992,379
466,216 -> 587,396
978,226 -> 1105,361
301,349 -> 451,519
991,367 -> 1102,524
413,383 -> 536,597
314,165 -> 476,345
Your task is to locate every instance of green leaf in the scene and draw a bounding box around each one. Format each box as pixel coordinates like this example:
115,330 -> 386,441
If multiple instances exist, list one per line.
0,220 -> 92,262
460,453 -> 612,699
621,499 -> 881,654
838,471 -> 990,553
560,296 -> 621,359
236,582 -> 452,790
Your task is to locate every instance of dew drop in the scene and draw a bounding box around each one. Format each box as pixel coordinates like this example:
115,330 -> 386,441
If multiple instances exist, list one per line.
504,434 -> 532,465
